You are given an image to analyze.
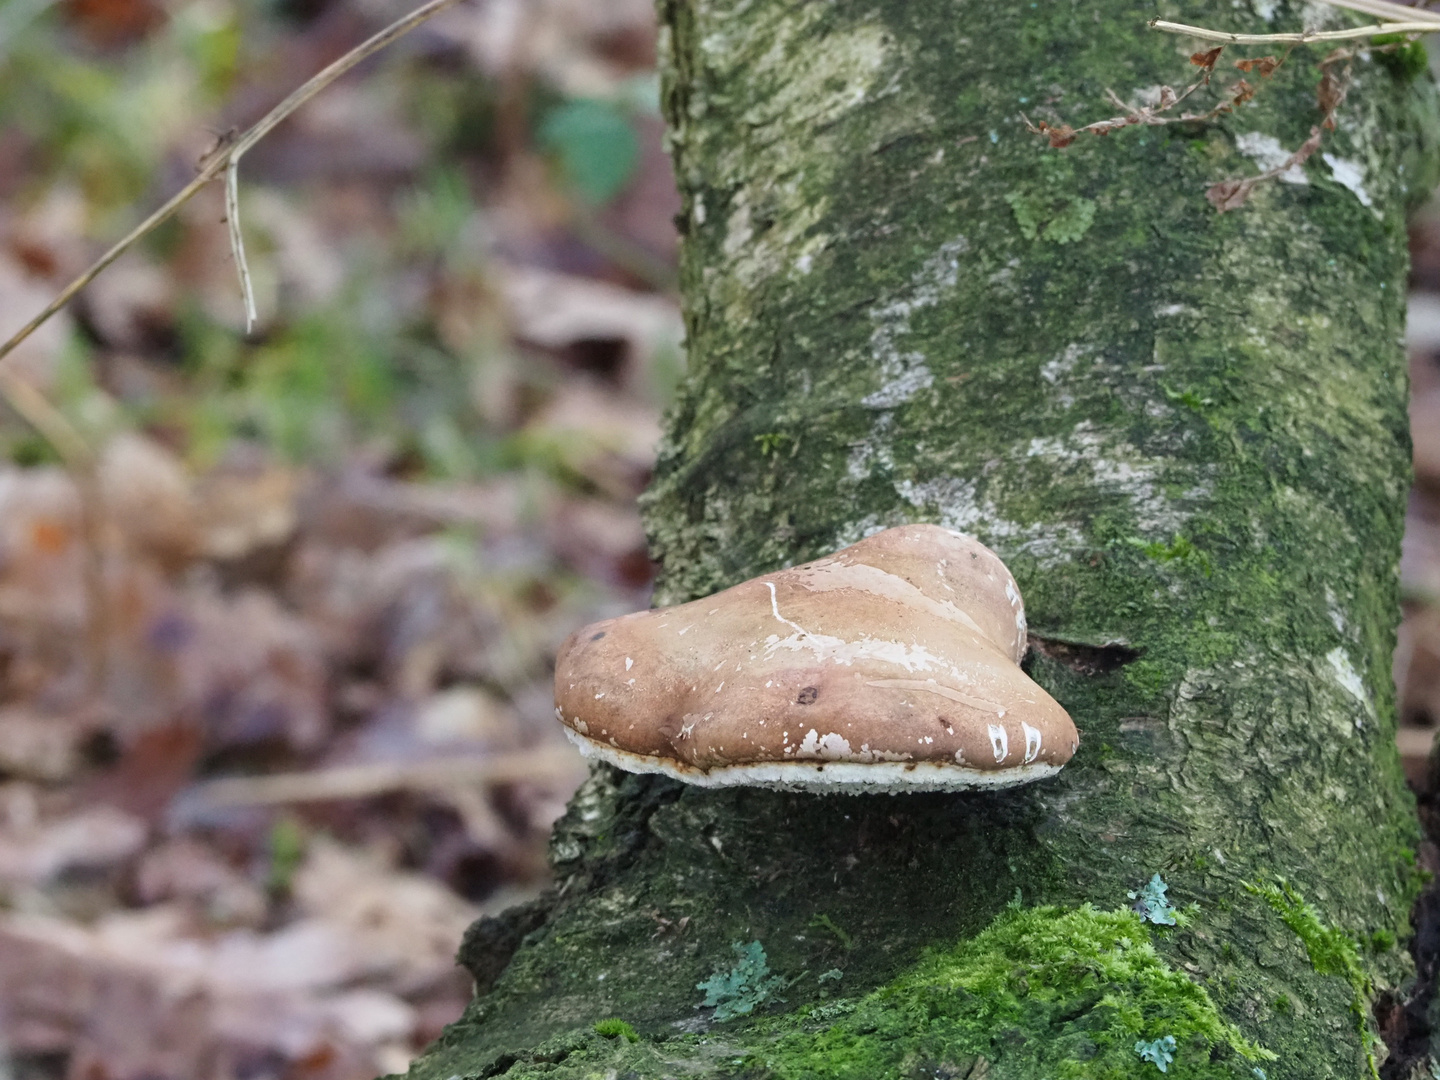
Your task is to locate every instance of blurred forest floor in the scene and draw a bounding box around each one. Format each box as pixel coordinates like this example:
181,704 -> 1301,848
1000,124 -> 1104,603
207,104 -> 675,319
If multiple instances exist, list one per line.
0,0 -> 677,1077
4,3 -> 1440,1080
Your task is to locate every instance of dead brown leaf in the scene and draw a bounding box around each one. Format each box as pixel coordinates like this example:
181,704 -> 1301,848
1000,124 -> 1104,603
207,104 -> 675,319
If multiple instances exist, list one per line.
1040,122 -> 1077,149
1318,68 -> 1345,120
1205,178 -> 1253,214
1235,56 -> 1280,77
0,803 -> 146,887
0,707 -> 92,781
100,433 -> 200,570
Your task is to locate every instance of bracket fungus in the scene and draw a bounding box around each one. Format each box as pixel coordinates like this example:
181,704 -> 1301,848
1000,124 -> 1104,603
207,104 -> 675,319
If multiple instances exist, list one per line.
553,524 -> 1077,792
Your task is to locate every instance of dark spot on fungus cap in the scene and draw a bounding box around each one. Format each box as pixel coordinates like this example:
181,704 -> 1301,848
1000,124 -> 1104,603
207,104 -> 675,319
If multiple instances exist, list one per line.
552,524 -> 1078,793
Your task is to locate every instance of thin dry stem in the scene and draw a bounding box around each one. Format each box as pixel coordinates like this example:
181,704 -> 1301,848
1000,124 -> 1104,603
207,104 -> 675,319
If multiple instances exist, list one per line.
1152,18 -> 1436,44
1152,0 -> 1440,45
0,369 -> 110,692
1320,0 -> 1440,27
1021,47 -> 1262,148
225,159 -> 257,333
1202,50 -> 1353,211
1206,126 -> 1326,211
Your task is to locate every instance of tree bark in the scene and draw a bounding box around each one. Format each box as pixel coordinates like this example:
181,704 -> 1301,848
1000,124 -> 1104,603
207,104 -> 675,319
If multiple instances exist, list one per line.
406,2 -> 1440,1077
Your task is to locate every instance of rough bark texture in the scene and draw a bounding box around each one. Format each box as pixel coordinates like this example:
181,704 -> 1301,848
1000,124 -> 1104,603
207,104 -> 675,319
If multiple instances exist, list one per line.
404,1 -> 1440,1077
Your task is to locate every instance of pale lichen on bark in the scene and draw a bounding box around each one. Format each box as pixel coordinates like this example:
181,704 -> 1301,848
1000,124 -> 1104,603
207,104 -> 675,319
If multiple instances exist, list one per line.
402,1 -> 1440,1077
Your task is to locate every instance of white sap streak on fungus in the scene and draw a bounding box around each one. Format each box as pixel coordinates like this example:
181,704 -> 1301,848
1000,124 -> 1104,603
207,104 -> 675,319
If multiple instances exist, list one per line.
625,657 -> 634,671
1021,721 -> 1042,764
796,728 -> 853,760
987,724 -> 1009,762
768,632 -> 965,677
765,581 -> 811,638
765,573 -> 985,672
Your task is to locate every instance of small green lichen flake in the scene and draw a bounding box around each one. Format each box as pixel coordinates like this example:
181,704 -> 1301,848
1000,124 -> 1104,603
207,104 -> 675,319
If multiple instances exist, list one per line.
1130,873 -> 1180,926
1003,189 -> 1096,243
752,904 -> 1273,1079
1136,1034 -> 1178,1072
697,940 -> 787,1021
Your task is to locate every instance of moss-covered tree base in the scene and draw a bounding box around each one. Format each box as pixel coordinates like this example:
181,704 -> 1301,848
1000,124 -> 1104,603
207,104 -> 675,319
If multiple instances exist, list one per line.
434,901 -> 1280,1080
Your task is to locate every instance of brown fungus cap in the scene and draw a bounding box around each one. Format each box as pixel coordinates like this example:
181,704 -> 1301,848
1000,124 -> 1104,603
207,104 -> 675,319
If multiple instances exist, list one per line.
553,524 -> 1077,792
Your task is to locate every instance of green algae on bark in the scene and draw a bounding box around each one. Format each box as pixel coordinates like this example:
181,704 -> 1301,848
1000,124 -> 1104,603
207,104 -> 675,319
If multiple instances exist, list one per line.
400,0 -> 1440,1076
406,904 -> 1277,1080
751,903 -> 1276,1079
1247,877 -> 1382,1077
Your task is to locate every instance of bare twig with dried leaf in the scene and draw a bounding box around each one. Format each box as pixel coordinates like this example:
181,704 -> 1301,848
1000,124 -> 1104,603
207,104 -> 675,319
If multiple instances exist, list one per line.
1027,4 -> 1375,214
1021,44 -> 1290,148
1204,47 -> 1353,211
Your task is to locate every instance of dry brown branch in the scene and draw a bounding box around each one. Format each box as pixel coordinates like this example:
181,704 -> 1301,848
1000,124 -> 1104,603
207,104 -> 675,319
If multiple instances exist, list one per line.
1205,126 -> 1326,210
1299,0 -> 1440,27
0,0 -> 468,699
1027,14 -> 1363,215
1151,17 -> 1437,44
0,0 -> 466,375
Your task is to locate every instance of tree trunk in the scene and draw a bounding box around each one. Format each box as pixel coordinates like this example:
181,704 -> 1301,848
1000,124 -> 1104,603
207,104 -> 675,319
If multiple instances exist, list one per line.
406,2 -> 1440,1077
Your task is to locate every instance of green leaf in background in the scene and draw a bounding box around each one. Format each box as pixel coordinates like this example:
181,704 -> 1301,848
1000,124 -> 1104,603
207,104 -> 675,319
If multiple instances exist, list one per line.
538,98 -> 639,206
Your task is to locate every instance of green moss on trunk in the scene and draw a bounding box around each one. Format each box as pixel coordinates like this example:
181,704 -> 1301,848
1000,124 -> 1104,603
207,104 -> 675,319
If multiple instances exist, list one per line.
403,1 -> 1440,1077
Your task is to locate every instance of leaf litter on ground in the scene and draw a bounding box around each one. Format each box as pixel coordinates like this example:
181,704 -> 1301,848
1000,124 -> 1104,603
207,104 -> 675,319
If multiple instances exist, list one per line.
0,0 -> 680,1076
